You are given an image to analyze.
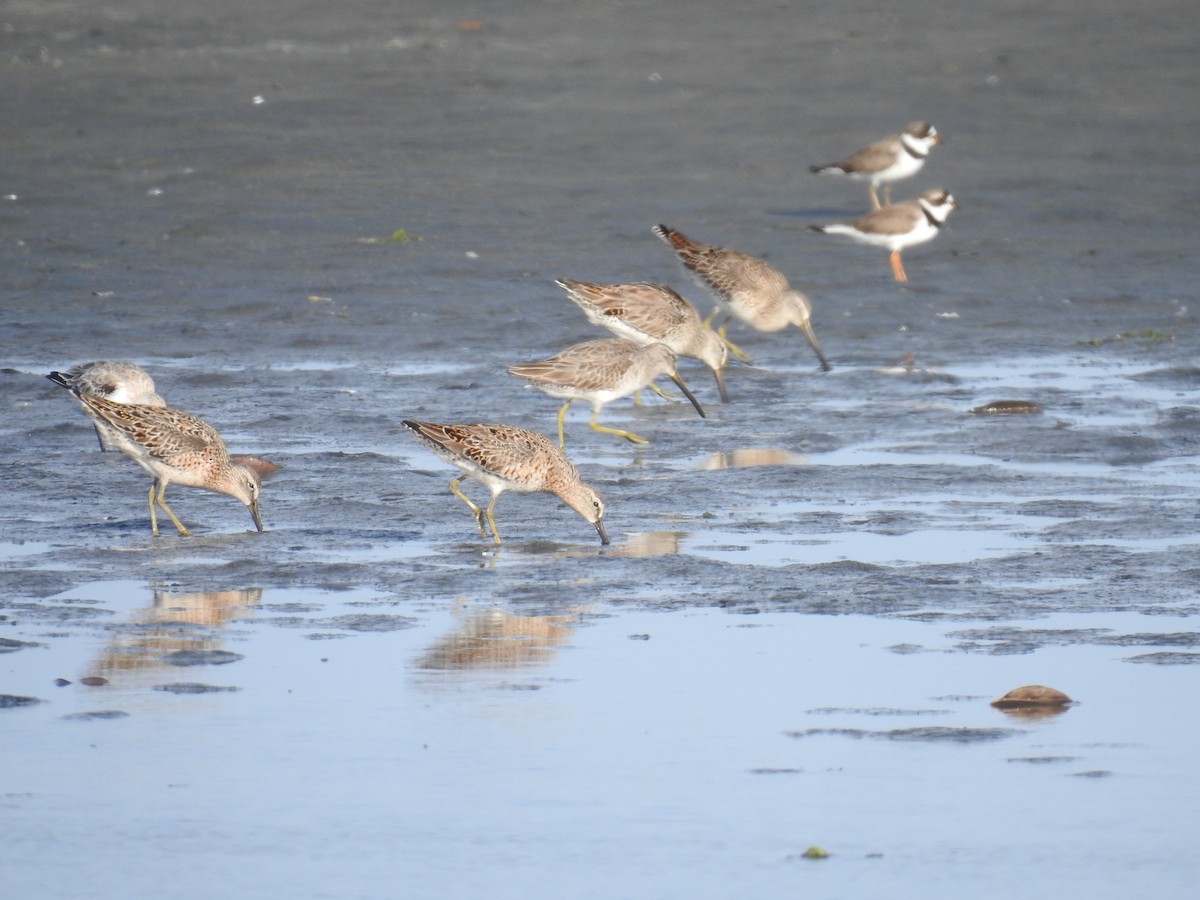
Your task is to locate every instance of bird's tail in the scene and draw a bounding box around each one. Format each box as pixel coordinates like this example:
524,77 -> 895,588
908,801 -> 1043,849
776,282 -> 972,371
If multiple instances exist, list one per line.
46,371 -> 77,393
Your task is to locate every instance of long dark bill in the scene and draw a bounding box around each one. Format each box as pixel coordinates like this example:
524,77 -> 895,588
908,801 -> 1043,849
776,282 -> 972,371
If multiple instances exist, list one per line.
799,320 -> 832,373
669,373 -> 706,419
712,366 -> 730,403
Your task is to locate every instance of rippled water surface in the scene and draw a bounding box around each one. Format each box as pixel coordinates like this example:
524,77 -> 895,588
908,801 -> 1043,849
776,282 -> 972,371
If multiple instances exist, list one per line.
3,1 -> 1199,897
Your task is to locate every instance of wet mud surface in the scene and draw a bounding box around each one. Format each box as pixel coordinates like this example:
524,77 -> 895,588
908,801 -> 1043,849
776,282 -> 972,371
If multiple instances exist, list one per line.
2,1 -> 1199,897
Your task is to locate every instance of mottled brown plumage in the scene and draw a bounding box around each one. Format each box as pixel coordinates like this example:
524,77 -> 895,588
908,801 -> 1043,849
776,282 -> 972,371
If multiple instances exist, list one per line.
403,420 -> 608,545
556,278 -> 729,402
508,338 -> 705,447
53,360 -> 166,451
652,225 -> 829,371
47,371 -> 264,536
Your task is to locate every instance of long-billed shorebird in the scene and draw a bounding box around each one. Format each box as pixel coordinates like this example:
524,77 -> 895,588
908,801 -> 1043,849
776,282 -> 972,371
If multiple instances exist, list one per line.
508,338 -> 706,448
51,360 -> 166,451
47,372 -> 264,536
402,419 -> 609,545
810,121 -> 941,210
809,188 -> 958,283
556,278 -> 729,402
652,224 -> 830,372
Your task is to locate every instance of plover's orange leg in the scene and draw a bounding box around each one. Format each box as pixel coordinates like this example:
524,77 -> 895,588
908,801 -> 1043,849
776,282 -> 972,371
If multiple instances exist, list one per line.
890,250 -> 907,283
869,184 -> 882,210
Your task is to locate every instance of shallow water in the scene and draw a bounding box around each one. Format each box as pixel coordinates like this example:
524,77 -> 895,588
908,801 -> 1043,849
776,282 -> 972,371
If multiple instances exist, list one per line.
3,1 -> 1200,897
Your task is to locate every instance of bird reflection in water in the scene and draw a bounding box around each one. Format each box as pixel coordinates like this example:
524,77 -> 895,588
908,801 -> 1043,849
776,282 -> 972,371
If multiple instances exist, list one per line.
88,587 -> 261,684
417,604 -> 583,671
544,529 -> 684,560
698,448 -> 807,470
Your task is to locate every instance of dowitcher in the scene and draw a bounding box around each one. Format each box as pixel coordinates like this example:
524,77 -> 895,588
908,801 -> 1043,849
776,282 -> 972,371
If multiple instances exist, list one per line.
51,360 -> 166,451
810,188 -> 958,283
507,338 -> 705,448
402,419 -> 609,545
47,372 -> 264,536
556,278 -> 729,402
810,121 -> 941,210
652,224 -> 830,372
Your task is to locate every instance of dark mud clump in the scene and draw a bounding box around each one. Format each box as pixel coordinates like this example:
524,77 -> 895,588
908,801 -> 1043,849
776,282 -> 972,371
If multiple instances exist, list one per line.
805,707 -> 953,716
62,710 -> 130,720
1124,652 -> 1200,665
260,614 -> 418,633
787,726 -> 1025,743
969,399 -> 1044,415
318,614 -> 419,633
162,649 -> 245,666
0,694 -> 43,709
153,683 -> 242,694
0,637 -> 41,653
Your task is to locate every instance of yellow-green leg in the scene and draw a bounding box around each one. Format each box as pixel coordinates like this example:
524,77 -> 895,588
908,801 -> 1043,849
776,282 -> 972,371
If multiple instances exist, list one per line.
633,384 -> 675,405
153,481 -> 191,536
589,408 -> 648,444
449,477 -> 487,538
556,400 -> 572,450
484,495 -> 502,545
646,381 -> 675,401
147,483 -> 159,536
716,323 -> 754,365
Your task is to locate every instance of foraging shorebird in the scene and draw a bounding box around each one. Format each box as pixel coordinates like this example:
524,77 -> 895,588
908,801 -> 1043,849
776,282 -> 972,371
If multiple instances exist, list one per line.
652,224 -> 830,371
402,419 -> 609,545
556,278 -> 729,401
47,371 -> 264,536
508,338 -> 706,448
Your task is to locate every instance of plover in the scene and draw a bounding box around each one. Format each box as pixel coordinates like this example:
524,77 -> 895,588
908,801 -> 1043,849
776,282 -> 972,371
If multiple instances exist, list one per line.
810,122 -> 941,210
810,188 -> 958,283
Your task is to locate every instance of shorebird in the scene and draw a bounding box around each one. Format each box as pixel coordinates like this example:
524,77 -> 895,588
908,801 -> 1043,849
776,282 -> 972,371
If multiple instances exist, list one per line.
50,360 -> 166,451
810,121 -> 941,210
651,224 -> 830,371
508,338 -> 705,448
556,278 -> 729,401
809,188 -> 958,283
402,419 -> 609,545
47,372 -> 264,536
